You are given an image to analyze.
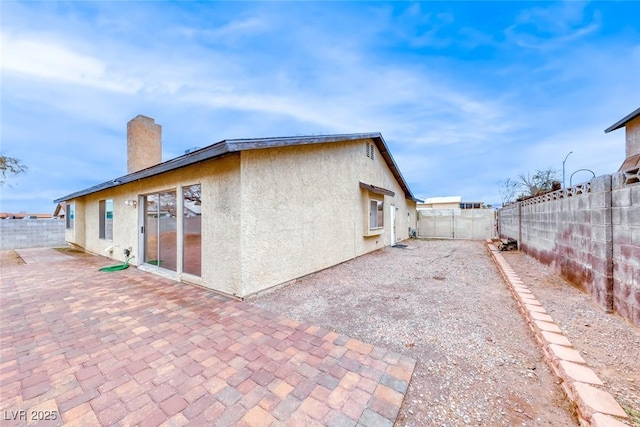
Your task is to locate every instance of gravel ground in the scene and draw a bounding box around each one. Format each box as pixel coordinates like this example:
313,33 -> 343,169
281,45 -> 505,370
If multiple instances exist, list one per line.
6,242 -> 635,425
502,250 -> 640,425
250,239 -> 577,426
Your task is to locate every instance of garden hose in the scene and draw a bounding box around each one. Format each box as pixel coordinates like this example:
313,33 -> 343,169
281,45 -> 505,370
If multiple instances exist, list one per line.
99,256 -> 134,272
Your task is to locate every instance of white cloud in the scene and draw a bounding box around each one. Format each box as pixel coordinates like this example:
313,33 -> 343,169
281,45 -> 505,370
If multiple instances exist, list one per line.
1,1 -> 639,213
0,32 -> 143,93
504,2 -> 600,50
176,16 -> 270,42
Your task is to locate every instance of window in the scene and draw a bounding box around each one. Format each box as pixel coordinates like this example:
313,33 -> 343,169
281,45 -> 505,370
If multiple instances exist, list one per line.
459,202 -> 484,209
369,199 -> 384,229
99,199 -> 113,240
360,182 -> 392,237
183,184 -> 201,277
66,203 -> 75,230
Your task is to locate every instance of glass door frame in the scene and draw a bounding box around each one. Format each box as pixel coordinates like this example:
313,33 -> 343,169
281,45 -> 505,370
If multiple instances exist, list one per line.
138,189 -> 179,275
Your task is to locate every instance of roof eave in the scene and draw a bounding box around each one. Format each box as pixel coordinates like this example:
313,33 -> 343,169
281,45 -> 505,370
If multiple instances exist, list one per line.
54,132 -> 419,203
604,107 -> 640,133
369,134 -> 418,202
54,141 -> 231,203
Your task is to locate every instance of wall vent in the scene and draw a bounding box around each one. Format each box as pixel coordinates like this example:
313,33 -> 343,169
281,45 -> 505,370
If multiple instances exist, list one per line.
366,142 -> 375,160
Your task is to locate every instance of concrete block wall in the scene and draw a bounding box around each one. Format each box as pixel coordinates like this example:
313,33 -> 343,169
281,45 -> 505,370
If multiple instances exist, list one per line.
0,219 -> 66,250
497,203 -> 519,242
498,173 -> 640,326
612,170 -> 640,325
519,182 -> 599,303
588,176 -> 614,314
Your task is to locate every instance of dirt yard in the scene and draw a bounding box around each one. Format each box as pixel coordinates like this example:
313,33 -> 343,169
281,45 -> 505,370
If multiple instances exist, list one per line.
0,249 -> 25,268
251,240 -> 640,426
250,240 -> 578,426
502,250 -> 640,425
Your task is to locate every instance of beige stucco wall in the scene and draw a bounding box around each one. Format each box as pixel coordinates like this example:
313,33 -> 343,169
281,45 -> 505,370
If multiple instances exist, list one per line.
65,153 -> 242,296
238,139 -> 416,296
64,199 -> 86,249
64,140 -> 416,298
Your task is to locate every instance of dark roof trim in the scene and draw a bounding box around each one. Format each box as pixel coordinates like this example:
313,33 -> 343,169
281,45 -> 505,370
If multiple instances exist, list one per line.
359,182 -> 395,197
55,132 -> 418,203
370,134 -> 420,202
604,107 -> 640,133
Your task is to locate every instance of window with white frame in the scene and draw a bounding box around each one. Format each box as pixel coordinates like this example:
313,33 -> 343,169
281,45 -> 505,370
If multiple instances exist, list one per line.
369,199 -> 384,229
99,199 -> 113,240
66,203 -> 75,230
360,182 -> 393,237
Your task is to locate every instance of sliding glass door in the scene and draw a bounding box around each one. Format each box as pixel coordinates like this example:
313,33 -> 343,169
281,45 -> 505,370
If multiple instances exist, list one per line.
182,184 -> 202,277
143,191 -> 177,272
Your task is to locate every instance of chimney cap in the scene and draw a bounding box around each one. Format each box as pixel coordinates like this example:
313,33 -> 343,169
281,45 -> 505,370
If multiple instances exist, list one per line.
129,115 -> 157,124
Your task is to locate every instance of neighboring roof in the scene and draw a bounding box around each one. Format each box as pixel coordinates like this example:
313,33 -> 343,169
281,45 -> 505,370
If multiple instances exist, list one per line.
0,213 -> 52,219
55,133 -> 419,203
53,202 -> 66,217
418,196 -> 462,205
604,107 -> 640,133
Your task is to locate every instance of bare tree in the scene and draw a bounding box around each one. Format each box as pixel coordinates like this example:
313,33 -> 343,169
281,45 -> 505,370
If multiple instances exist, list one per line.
0,155 -> 27,185
518,167 -> 560,196
497,178 -> 519,205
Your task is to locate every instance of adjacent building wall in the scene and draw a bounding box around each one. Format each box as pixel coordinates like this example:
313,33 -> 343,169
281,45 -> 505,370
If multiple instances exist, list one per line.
626,119 -> 640,160
498,171 -> 640,326
0,219 -> 66,250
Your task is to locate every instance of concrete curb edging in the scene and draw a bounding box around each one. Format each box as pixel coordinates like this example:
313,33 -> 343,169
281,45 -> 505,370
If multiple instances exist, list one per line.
485,240 -> 630,427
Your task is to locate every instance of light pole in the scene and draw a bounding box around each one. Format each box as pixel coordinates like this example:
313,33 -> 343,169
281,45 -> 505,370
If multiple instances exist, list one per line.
562,151 -> 573,188
570,169 -> 596,187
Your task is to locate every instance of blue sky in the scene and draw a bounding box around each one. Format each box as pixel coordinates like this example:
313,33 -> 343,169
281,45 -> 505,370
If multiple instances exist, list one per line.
1,1 -> 639,213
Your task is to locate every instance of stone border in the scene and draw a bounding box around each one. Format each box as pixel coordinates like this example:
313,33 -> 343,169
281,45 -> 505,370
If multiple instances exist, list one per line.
486,241 -> 630,427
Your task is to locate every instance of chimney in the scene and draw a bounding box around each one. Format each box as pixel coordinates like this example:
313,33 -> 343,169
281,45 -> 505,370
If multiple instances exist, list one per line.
127,115 -> 162,174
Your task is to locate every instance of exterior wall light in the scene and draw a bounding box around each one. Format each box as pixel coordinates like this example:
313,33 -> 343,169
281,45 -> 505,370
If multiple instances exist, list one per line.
124,200 -> 137,207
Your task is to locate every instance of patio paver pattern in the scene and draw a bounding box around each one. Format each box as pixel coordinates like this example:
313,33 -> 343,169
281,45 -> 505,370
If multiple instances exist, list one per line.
0,249 -> 415,426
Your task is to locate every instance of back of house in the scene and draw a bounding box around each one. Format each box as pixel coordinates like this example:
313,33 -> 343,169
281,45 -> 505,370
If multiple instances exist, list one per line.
55,116 -> 418,298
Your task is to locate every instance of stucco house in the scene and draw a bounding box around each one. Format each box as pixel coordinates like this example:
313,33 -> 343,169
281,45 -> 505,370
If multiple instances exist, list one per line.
54,115 -> 419,298
417,197 -> 487,210
53,202 -> 67,219
604,106 -> 640,171
416,196 -> 462,210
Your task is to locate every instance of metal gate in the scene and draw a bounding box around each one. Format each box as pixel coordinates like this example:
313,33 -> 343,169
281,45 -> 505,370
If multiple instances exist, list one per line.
417,209 -> 496,240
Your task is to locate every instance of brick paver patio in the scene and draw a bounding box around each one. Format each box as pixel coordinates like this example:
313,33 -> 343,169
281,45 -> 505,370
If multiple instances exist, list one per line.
0,249 -> 415,426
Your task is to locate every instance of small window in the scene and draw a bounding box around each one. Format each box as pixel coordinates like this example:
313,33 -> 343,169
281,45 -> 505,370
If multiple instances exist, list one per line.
369,199 -> 384,229
66,203 -> 75,230
99,199 -> 113,240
